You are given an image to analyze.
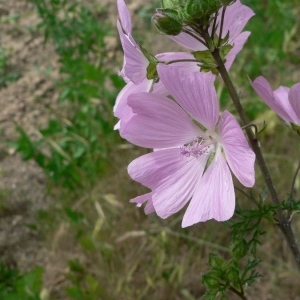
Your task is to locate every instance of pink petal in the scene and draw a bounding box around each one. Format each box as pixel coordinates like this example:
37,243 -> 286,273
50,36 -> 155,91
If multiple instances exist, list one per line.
155,52 -> 200,74
169,30 -> 207,51
130,193 -> 154,214
182,151 -> 235,227
274,86 -> 298,123
128,148 -> 209,218
289,83 -> 300,124
114,79 -> 152,119
219,0 -> 255,42
250,76 -> 295,123
122,92 -> 202,148
158,64 -> 219,131
225,31 -> 250,70
117,21 -> 148,84
117,0 -> 132,34
218,111 -> 255,187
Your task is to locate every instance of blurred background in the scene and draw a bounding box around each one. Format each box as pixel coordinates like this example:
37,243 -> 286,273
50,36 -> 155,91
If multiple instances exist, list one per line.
0,0 -> 299,299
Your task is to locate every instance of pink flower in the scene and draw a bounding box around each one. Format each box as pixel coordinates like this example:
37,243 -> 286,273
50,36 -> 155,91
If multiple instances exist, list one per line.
170,0 -> 255,70
123,65 -> 255,227
115,0 -> 199,132
250,76 -> 300,125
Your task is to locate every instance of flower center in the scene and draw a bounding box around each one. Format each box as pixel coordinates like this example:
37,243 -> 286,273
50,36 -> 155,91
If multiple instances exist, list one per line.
180,137 -> 216,158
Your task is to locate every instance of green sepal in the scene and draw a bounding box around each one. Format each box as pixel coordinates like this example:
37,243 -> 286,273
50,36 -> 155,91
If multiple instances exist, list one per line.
185,0 -> 221,26
192,50 -> 214,63
208,253 -> 224,268
224,267 -> 239,283
161,0 -> 182,9
146,61 -> 158,80
230,238 -> 248,259
220,0 -> 236,6
291,123 -> 300,136
219,31 -> 230,47
154,8 -> 183,35
139,43 -> 158,65
138,44 -> 159,80
220,44 -> 233,59
202,271 -> 222,289
200,64 -> 219,75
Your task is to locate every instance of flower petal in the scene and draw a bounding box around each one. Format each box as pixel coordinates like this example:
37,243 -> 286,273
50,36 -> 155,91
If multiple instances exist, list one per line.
114,79 -> 151,119
169,30 -> 207,51
219,111 -> 255,187
130,193 -> 154,214
117,0 -> 132,34
158,64 -> 219,131
155,52 -> 200,74
250,76 -> 295,123
117,20 -> 148,84
122,92 -> 202,148
220,0 -> 255,42
182,151 -> 235,227
225,31 -> 250,70
289,83 -> 300,124
128,148 -> 209,218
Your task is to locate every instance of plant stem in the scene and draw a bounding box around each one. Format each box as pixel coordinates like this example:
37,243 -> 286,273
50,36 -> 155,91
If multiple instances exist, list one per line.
211,48 -> 300,271
228,285 -> 248,300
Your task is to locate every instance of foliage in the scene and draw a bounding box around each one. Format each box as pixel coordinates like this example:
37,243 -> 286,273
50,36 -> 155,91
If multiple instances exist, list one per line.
0,263 -> 43,300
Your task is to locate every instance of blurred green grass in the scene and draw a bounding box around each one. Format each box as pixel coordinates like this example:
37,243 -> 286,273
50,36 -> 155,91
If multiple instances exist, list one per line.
1,0 -> 300,299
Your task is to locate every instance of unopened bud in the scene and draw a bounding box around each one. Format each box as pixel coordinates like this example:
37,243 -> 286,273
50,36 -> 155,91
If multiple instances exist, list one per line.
152,8 -> 182,35
161,0 -> 181,9
184,0 -> 221,26
220,0 -> 236,6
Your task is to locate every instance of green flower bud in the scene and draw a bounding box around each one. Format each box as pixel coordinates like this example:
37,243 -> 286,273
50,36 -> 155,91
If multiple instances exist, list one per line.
208,253 -> 224,268
230,238 -> 248,259
224,267 -> 239,283
153,8 -> 183,35
161,0 -> 182,9
202,273 -> 220,289
184,0 -> 221,26
220,0 -> 236,6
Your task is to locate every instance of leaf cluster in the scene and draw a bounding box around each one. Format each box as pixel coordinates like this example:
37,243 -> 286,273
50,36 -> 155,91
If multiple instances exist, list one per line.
202,254 -> 262,300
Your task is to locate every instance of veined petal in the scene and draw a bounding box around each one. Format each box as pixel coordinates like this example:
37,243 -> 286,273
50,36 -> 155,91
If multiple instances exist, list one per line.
289,83 -> 300,124
182,151 -> 235,227
219,111 -> 255,187
155,52 -> 200,74
114,79 -> 152,119
169,31 -> 207,51
250,76 -> 295,123
128,148 -> 209,218
122,92 -> 202,148
274,86 -> 298,124
225,31 -> 250,70
219,0 -> 255,43
130,193 -> 154,214
158,64 -> 219,131
117,0 -> 132,34
117,21 -> 148,84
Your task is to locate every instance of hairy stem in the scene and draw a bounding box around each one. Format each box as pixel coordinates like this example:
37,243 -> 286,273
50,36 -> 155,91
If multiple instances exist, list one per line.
211,48 -> 300,271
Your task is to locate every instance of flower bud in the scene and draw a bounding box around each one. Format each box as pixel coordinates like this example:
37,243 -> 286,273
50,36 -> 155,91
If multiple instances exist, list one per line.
220,0 -> 236,6
152,8 -> 183,35
161,0 -> 181,9
184,0 -> 221,26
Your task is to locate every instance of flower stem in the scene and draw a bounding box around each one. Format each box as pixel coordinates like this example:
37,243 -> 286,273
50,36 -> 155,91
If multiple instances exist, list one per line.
228,285 -> 248,300
211,48 -> 300,272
